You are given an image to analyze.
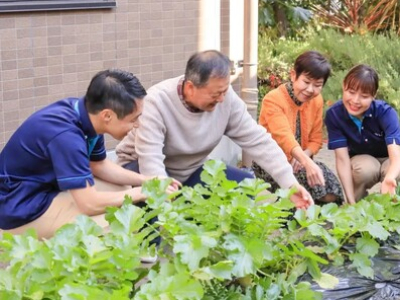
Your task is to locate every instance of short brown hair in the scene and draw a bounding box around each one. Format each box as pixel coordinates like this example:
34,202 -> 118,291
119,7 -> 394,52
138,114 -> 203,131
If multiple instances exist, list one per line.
343,64 -> 379,96
293,50 -> 331,85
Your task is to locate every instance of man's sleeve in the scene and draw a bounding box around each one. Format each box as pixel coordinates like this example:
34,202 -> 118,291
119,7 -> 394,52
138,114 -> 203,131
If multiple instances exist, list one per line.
224,89 -> 297,189
90,134 -> 107,161
135,97 -> 169,177
47,130 -> 94,190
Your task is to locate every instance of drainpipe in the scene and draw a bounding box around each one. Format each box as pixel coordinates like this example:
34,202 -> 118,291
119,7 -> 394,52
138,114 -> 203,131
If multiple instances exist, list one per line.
198,0 -> 220,51
241,0 -> 259,167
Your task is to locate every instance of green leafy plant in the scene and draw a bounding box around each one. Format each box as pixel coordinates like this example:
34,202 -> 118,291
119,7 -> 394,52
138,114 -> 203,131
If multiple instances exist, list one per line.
258,0 -> 325,37
311,0 -> 400,35
1,161 -> 400,299
138,160 -> 400,299
0,199 -> 157,300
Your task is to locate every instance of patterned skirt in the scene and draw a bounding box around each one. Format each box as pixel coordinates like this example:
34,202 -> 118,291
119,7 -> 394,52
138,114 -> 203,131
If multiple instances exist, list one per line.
252,160 -> 344,205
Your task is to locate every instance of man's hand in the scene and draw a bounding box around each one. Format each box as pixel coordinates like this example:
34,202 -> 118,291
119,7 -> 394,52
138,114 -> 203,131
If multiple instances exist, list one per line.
143,175 -> 182,194
165,178 -> 181,194
128,186 -> 147,202
381,176 -> 397,196
289,183 -> 314,209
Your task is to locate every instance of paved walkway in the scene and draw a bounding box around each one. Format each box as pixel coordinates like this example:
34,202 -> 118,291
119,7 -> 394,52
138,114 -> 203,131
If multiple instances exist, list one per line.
314,143 -> 380,194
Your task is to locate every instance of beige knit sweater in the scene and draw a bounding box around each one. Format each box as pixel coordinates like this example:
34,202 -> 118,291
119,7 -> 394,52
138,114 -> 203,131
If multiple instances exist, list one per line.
116,76 -> 297,188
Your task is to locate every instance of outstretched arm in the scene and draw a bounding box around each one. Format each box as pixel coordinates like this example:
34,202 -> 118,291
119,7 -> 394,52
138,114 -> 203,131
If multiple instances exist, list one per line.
334,147 -> 355,204
91,159 -> 146,186
69,182 -> 146,215
90,159 -> 181,193
381,144 -> 400,196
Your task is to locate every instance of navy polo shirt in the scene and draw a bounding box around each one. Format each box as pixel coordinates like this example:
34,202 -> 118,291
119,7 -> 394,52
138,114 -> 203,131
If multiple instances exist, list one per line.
325,100 -> 400,158
0,97 -> 106,229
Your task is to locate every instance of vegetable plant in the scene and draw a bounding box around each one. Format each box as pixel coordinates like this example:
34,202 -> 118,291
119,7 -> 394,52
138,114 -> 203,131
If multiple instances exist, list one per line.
1,160 -> 400,299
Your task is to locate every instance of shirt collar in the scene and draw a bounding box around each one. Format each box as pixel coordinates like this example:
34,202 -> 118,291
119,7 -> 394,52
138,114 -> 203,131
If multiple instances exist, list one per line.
75,98 -> 98,139
177,77 -> 202,113
342,100 -> 375,120
286,82 -> 303,107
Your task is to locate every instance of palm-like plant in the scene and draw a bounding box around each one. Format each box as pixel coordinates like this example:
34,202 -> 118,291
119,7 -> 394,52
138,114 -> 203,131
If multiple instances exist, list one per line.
365,0 -> 400,34
311,0 -> 400,34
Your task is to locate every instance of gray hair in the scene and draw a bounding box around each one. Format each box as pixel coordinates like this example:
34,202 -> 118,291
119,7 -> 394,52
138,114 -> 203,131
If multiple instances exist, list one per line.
184,50 -> 231,87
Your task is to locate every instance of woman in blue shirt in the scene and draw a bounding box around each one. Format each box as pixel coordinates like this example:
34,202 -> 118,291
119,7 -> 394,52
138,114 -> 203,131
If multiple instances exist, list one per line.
325,64 -> 400,204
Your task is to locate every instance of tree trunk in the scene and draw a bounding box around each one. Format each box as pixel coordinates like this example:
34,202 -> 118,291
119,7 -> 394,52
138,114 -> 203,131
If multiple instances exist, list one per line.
272,2 -> 289,36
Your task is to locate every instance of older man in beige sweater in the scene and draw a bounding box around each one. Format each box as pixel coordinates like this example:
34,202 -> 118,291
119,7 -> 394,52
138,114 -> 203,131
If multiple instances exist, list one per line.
116,50 -> 313,209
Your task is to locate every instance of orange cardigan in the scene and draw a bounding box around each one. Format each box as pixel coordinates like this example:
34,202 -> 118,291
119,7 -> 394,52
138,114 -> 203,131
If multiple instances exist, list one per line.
259,84 -> 323,162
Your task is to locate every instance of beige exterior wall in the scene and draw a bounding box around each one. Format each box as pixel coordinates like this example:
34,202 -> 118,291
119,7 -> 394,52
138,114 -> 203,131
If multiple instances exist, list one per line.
0,0 -> 245,153
0,0 -> 200,150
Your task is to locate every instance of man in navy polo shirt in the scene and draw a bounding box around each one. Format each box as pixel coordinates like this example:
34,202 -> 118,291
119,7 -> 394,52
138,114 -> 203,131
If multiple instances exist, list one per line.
325,64 -> 400,204
0,69 -> 178,239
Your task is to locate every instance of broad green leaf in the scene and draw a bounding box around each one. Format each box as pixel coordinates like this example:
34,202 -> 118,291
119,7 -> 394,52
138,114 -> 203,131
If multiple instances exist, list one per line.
0,269 -> 20,293
142,178 -> 174,208
356,235 -> 379,257
350,253 -> 374,279
314,272 -> 339,289
319,203 -> 339,218
74,215 -> 103,236
307,224 -> 340,254
292,242 -> 328,264
366,202 -> 385,220
363,222 -> 390,240
294,209 -> 307,224
275,188 -> 293,200
0,291 -> 21,300
136,265 -> 203,300
110,204 -> 146,234
9,235 -> 42,262
173,234 -> 217,271
200,160 -> 227,186
265,283 -> 281,300
229,251 -> 256,278
192,261 -> 233,280
306,258 -> 321,279
295,281 -> 322,300
288,261 -> 307,282
59,283 -> 128,300
306,205 -> 321,220
82,235 -> 108,258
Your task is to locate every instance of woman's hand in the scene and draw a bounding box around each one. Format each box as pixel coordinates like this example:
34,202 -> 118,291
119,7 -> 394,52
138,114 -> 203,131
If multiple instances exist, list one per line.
381,176 -> 397,196
304,160 -> 325,187
290,157 -> 303,173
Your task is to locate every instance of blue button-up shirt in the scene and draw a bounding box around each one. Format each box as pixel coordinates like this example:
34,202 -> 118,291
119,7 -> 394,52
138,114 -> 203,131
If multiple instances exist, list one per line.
0,97 -> 106,229
325,100 -> 400,158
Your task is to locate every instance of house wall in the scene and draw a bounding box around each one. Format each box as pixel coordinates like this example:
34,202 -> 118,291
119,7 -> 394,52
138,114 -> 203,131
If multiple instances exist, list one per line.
0,0 -> 200,150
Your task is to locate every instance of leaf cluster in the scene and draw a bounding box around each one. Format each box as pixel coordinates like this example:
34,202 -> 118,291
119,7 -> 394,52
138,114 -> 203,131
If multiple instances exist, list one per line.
138,161 -> 400,299
0,200 -> 156,299
2,161 -> 400,299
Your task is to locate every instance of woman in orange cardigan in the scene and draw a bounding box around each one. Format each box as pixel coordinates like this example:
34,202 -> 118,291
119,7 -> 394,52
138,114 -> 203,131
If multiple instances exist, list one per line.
253,51 -> 343,205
